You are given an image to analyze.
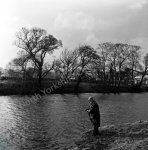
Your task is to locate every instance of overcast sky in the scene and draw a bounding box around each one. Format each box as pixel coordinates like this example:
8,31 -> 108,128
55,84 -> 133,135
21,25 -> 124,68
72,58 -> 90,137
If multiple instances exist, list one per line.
0,0 -> 148,68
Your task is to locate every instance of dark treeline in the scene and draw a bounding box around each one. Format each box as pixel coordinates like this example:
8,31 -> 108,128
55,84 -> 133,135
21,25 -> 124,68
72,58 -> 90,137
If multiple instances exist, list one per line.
1,27 -> 148,94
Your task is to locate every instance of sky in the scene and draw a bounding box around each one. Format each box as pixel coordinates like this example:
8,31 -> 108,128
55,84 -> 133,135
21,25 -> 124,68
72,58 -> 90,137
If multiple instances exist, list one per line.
0,0 -> 148,68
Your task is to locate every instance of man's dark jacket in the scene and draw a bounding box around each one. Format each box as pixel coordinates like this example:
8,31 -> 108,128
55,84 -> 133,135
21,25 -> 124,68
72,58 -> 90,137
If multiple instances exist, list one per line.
88,101 -> 100,127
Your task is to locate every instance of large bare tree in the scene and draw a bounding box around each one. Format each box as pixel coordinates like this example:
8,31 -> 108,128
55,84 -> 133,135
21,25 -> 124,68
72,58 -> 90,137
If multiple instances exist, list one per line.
138,53 -> 148,87
59,48 -> 79,79
97,42 -> 112,85
97,42 -> 141,91
74,45 -> 99,91
14,27 -> 62,90
128,45 -> 141,85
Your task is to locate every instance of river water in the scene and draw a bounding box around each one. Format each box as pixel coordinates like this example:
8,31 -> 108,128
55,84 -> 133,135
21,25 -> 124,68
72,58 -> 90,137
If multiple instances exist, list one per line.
0,93 -> 148,150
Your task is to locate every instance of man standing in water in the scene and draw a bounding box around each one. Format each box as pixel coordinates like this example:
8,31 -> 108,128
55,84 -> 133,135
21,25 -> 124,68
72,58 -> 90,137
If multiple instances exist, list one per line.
86,97 -> 100,135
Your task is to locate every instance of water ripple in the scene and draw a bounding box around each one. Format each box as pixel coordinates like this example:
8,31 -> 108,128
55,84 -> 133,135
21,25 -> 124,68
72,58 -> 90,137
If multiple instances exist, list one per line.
1,93 -> 148,149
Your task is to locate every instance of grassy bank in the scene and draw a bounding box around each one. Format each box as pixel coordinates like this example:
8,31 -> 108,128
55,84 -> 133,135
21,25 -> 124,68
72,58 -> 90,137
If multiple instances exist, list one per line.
0,80 -> 148,95
68,121 -> 148,150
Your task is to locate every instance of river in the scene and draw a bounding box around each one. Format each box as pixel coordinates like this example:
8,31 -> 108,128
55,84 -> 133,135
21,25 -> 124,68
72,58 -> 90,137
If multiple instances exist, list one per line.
0,93 -> 148,150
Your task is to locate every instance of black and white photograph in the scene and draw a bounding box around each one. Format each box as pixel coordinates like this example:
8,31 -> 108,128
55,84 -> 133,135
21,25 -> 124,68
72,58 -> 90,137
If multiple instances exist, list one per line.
0,0 -> 148,149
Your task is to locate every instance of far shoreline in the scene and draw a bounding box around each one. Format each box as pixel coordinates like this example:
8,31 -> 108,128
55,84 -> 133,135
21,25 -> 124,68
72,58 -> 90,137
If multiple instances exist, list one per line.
0,81 -> 148,96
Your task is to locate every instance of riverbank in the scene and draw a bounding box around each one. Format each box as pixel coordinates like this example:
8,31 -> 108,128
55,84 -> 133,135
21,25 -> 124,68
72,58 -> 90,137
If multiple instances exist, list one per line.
67,121 -> 148,150
0,80 -> 148,95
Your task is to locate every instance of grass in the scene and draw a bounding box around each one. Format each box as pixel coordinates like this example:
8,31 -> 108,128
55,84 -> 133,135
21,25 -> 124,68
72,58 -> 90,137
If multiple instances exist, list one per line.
67,121 -> 148,150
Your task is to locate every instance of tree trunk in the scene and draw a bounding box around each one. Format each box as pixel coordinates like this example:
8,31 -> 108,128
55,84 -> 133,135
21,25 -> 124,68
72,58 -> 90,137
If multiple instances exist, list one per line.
131,65 -> 134,86
107,72 -> 111,90
138,72 -> 146,88
75,71 -> 84,92
113,69 -> 117,92
103,68 -> 106,86
117,66 -> 121,91
38,66 -> 42,90
74,76 -> 81,92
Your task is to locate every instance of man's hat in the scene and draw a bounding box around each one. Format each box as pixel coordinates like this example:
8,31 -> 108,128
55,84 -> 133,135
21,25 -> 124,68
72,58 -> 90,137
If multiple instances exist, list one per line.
88,96 -> 94,102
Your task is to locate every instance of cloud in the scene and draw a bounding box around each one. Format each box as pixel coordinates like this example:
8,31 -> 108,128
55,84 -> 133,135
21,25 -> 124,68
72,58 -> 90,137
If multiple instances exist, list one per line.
54,12 -> 96,31
1,0 -> 148,67
52,0 -> 148,50
129,0 -> 148,10
85,34 -> 99,46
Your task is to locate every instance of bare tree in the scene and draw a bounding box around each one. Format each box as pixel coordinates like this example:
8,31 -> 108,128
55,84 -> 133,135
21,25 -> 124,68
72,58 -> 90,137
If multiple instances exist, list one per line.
6,52 -> 36,93
138,53 -> 148,87
59,48 -> 79,79
97,42 -> 112,85
7,50 -> 57,93
128,45 -> 141,85
14,27 -> 62,90
97,42 -> 140,91
115,43 -> 130,88
0,67 -> 3,78
74,45 -> 99,91
6,52 -> 29,78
